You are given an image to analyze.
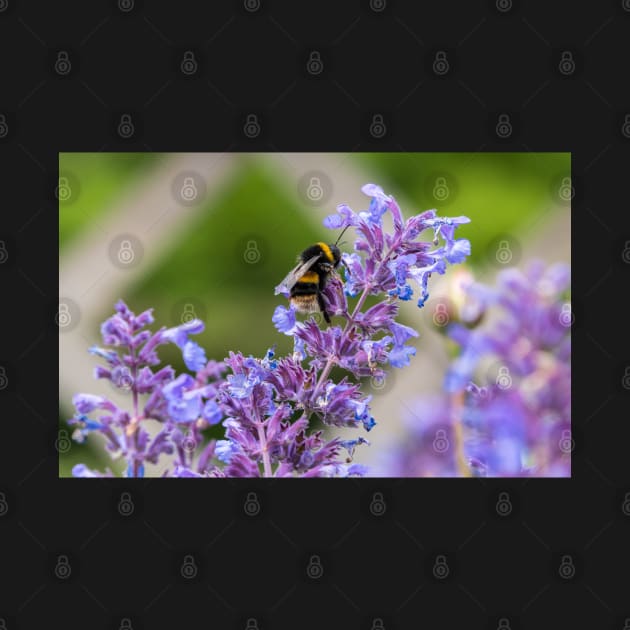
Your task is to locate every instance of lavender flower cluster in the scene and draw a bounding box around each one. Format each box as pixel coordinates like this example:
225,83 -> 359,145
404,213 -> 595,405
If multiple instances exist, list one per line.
381,261 -> 571,477
67,184 -> 471,477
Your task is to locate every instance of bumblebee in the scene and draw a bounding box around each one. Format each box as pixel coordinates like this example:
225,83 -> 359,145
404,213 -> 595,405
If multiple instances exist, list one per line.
275,229 -> 348,323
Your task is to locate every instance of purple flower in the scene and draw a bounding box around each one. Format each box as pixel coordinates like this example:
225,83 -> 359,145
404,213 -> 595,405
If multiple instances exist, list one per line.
358,302 -> 398,329
202,400 -> 222,425
72,464 -> 113,478
69,184 -> 471,478
360,336 -> 392,366
408,258 -> 447,308
389,284 -> 413,301
272,304 -> 297,334
287,334 -> 304,361
182,341 -> 207,372
323,186 -> 470,312
360,183 -> 391,224
162,374 -> 209,423
445,238 -> 471,264
382,260 -> 570,478
389,322 -> 419,347
323,203 -> 359,230
463,387 -> 528,475
170,465 -> 205,477
68,300 -> 229,478
72,394 -> 116,414
226,373 -> 256,399
388,344 -> 417,368
214,439 -> 237,464
384,322 -> 419,368
344,463 -> 370,477
88,345 -> 119,365
67,414 -> 104,443
341,252 -> 366,297
375,395 -> 458,477
339,436 -> 370,457
162,319 -> 205,348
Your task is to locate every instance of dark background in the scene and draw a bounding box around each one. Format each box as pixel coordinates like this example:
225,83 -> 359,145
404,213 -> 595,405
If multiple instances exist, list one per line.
1,0 -> 629,628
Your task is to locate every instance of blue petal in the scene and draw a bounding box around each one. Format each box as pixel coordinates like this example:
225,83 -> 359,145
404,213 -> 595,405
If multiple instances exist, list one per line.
202,400 -> 223,425
163,319 -> 205,348
340,436 -> 370,456
389,345 -> 417,368
227,373 -> 256,399
72,464 -> 99,477
346,463 -> 369,476
272,305 -> 297,334
362,416 -> 376,431
162,373 -> 195,401
389,322 -> 419,347
446,239 -> 471,264
88,345 -> 118,363
324,213 -> 344,229
183,340 -> 207,372
167,394 -> 202,423
293,336 -> 306,360
215,439 -> 237,463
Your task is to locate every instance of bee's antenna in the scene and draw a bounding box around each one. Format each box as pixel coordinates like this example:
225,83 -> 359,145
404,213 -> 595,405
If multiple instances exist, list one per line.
333,224 -> 351,247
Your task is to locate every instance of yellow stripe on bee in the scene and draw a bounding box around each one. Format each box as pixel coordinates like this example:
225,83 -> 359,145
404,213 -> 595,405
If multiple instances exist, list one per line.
317,242 -> 334,263
299,271 -> 319,283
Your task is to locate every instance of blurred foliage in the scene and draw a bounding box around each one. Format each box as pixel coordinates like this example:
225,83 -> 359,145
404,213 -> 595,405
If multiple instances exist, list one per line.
59,151 -> 569,474
59,152 -> 162,248
132,159 -> 328,364
355,152 -> 570,268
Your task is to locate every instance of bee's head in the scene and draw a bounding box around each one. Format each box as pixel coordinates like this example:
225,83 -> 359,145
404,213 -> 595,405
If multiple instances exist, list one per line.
328,244 -> 342,268
329,224 -> 350,269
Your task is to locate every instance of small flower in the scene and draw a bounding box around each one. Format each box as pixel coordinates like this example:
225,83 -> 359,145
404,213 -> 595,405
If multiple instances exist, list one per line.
323,203 -> 359,230
408,258 -> 447,308
111,365 -> 134,389
344,463 -> 369,476
226,373 -> 257,399
341,252 -> 366,297
162,319 -> 205,348
272,304 -> 297,334
162,374 -> 203,423
67,414 -> 104,443
88,345 -> 119,365
214,439 -> 235,463
72,464 -> 114,478
389,284 -> 413,301
360,336 -> 392,367
388,344 -> 417,368
182,340 -> 207,372
360,183 -> 391,224
445,238 -> 471,264
389,322 -> 419,347
202,400 -> 222,425
72,394 -> 116,414
358,302 -> 398,329
292,335 -> 306,361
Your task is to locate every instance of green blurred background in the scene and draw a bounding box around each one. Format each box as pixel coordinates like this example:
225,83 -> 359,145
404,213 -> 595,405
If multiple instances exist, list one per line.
59,152 -> 570,476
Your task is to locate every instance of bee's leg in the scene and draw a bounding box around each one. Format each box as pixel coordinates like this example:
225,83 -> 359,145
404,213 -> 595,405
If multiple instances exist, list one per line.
317,292 -> 331,323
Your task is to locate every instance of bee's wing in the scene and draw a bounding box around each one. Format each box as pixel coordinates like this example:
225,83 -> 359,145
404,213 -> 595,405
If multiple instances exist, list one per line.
274,254 -> 321,296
